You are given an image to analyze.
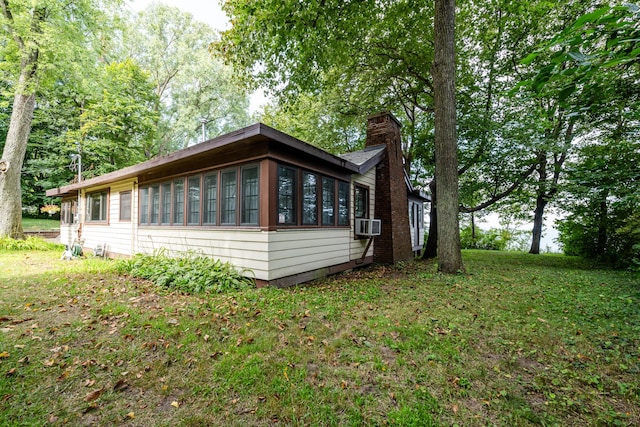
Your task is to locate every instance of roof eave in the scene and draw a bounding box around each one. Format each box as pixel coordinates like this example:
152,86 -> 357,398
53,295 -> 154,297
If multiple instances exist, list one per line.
45,123 -> 361,198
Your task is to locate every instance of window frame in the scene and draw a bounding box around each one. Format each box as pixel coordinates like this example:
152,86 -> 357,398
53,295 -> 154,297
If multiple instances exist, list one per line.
203,172 -> 218,225
277,165 -> 297,226
241,165 -> 259,225
86,190 -> 109,223
61,200 -> 77,225
161,182 -> 172,225
338,181 -> 350,226
173,178 -> 185,226
187,175 -> 202,225
276,163 -> 350,229
354,184 -> 369,220
301,170 -> 318,226
150,184 -> 160,225
119,191 -> 132,222
322,176 -> 335,226
220,168 -> 238,225
137,163 -> 279,229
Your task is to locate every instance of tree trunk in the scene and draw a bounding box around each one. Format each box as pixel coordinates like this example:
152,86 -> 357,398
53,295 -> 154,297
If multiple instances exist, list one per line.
471,211 -> 476,247
529,194 -> 546,254
422,188 -> 438,259
432,0 -> 464,273
595,191 -> 608,255
0,75 -> 36,239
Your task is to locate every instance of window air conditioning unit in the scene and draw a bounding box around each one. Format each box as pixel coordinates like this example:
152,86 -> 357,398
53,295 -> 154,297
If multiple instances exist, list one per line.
355,218 -> 382,236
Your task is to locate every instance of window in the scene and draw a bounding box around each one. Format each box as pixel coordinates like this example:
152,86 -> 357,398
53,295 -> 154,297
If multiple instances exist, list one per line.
150,185 -> 160,224
188,176 -> 201,225
322,177 -> 335,226
161,182 -> 171,224
137,164 -> 262,228
87,190 -> 108,222
302,171 -> 317,225
221,169 -> 237,225
276,163 -> 349,228
241,166 -> 259,225
61,200 -> 77,224
203,173 -> 217,224
140,187 -> 149,224
278,165 -> 296,224
354,185 -> 368,219
337,182 -> 349,226
119,191 -> 132,221
173,178 -> 185,225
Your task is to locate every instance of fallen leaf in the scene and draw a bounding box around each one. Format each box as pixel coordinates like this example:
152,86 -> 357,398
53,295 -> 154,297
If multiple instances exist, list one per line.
126,411 -> 135,419
113,379 -> 128,392
5,368 -> 16,377
170,401 -> 180,408
83,388 -> 104,402
0,352 -> 9,359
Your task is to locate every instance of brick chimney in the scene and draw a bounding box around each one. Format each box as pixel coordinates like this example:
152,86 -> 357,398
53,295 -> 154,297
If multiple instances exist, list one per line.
365,112 -> 413,264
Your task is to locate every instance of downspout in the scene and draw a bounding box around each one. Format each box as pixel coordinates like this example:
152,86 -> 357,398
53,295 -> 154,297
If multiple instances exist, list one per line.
132,181 -> 137,256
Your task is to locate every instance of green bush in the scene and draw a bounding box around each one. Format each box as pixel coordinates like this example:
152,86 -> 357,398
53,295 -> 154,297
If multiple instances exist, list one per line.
460,226 -> 512,251
558,209 -> 640,270
116,249 -> 254,294
0,236 -> 65,251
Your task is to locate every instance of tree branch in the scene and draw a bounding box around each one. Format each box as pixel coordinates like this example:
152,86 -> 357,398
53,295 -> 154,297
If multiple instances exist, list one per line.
460,161 -> 537,213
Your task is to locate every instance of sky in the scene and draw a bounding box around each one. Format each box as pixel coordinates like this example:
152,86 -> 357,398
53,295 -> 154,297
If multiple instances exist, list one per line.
128,0 -> 230,30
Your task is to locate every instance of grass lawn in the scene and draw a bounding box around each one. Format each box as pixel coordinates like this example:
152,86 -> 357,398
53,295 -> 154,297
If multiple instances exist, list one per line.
0,250 -> 638,426
22,217 -> 60,231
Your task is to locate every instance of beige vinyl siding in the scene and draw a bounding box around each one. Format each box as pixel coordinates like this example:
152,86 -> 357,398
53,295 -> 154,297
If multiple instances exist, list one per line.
73,174 -> 372,283
350,169 -> 376,260
136,228 -> 270,281
60,223 -> 79,247
267,229 -> 351,280
80,181 -> 135,256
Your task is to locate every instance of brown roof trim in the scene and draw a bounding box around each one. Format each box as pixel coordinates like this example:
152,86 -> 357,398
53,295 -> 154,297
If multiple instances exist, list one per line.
46,123 -> 363,198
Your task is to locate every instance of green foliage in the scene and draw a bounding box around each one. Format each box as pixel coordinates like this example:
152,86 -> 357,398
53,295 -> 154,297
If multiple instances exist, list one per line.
459,226 -> 512,251
0,236 -> 63,251
557,136 -> 640,269
125,3 -> 251,153
68,59 -> 159,177
116,250 -> 254,294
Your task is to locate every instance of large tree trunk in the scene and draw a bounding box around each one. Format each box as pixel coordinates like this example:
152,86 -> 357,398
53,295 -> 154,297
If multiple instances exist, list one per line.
422,179 -> 437,259
595,191 -> 608,255
0,3 -> 43,239
0,73 -> 36,239
432,0 -> 464,273
529,194 -> 546,254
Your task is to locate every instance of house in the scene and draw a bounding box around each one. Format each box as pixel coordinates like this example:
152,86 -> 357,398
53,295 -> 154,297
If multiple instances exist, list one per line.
47,112 -> 427,287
